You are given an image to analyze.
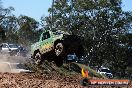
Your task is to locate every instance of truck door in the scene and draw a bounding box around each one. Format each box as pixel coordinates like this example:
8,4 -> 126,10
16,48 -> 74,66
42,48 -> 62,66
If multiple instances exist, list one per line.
40,31 -> 53,53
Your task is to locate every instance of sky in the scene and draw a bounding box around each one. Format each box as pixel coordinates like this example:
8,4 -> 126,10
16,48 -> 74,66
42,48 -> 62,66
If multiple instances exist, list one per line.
2,0 -> 52,22
2,0 -> 132,22
122,0 -> 132,11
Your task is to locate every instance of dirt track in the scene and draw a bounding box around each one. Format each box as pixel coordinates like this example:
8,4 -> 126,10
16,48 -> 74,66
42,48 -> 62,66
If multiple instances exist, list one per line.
0,72 -> 84,88
0,72 -> 131,88
0,54 -> 83,88
0,54 -> 131,88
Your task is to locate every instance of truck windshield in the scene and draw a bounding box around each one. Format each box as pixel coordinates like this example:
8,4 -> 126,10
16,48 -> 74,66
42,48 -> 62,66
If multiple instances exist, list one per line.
42,31 -> 50,40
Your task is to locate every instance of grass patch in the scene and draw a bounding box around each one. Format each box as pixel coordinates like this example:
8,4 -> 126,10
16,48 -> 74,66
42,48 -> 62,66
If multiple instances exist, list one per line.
25,61 -> 105,78
70,62 -> 105,78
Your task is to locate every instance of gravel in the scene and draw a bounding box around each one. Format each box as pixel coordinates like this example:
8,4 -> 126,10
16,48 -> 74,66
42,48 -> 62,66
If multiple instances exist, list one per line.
0,72 -> 84,88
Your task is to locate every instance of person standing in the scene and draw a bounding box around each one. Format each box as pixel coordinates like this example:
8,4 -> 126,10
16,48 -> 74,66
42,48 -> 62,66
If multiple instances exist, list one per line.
0,44 -> 3,53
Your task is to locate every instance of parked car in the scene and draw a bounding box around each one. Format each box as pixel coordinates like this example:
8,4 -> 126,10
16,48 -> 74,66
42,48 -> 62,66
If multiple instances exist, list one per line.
97,66 -> 113,78
8,44 -> 19,50
0,43 -> 18,54
0,43 -> 10,53
67,53 -> 78,61
0,43 -> 27,57
9,44 -> 20,56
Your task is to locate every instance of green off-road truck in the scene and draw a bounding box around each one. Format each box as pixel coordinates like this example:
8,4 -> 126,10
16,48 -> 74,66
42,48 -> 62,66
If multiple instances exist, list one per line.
31,30 -> 84,66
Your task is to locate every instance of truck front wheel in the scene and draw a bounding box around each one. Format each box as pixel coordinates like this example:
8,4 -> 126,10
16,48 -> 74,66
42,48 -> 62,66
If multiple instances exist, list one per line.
34,52 -> 41,64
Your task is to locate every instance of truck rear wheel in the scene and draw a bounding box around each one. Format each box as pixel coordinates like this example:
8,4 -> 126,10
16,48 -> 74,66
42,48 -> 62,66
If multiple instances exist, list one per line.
55,43 -> 65,56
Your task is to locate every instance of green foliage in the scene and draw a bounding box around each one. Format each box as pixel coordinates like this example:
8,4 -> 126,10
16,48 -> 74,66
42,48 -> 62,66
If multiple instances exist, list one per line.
17,15 -> 40,44
0,5 -> 40,45
26,61 -> 104,78
43,0 -> 132,77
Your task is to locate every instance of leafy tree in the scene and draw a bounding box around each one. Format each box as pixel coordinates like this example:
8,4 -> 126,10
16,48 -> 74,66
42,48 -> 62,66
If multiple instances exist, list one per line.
44,0 -> 132,76
0,26 -> 5,42
0,0 -> 16,42
17,15 -> 40,44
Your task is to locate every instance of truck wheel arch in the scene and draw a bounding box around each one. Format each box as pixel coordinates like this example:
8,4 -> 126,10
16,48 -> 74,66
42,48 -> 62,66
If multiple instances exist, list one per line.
33,49 -> 40,57
54,39 -> 63,48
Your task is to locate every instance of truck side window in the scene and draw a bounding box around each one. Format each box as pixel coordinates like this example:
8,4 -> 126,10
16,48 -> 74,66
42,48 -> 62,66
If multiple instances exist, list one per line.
2,44 -> 8,48
42,31 -> 50,41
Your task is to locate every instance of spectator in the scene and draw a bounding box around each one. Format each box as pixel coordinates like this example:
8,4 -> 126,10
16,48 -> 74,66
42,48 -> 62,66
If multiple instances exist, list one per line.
0,44 -> 3,52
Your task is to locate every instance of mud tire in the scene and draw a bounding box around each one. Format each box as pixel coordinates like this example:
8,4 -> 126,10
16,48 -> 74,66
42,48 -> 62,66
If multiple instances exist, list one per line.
34,52 -> 42,65
55,43 -> 65,56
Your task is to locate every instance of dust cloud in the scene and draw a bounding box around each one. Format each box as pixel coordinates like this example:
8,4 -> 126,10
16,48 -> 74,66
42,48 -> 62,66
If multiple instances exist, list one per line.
0,53 -> 29,63
0,53 -> 29,73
